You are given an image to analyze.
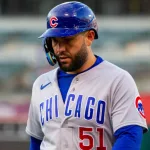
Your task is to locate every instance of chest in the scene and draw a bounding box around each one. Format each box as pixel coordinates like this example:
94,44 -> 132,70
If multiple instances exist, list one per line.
38,81 -> 111,128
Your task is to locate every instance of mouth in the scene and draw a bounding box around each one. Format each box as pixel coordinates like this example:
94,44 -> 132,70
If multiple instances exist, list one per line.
59,56 -> 71,62
59,56 -> 68,59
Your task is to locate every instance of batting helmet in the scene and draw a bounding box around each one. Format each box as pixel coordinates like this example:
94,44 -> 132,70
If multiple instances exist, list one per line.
40,1 -> 98,66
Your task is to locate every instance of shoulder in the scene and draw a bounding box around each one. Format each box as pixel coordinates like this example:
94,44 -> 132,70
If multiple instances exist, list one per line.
32,67 -> 59,90
99,60 -> 125,73
95,60 -> 133,80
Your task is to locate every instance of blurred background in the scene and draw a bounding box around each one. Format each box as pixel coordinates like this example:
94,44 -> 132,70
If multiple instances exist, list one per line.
0,0 -> 150,150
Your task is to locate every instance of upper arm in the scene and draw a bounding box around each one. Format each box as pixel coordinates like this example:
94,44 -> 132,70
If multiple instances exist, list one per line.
111,71 -> 148,133
26,81 -> 44,140
30,136 -> 42,150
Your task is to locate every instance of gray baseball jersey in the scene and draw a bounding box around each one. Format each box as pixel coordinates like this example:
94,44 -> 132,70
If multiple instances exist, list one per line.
26,60 -> 147,150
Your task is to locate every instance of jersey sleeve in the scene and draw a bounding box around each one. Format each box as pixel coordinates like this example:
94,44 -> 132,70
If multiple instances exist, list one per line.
26,81 -> 44,140
111,71 -> 148,133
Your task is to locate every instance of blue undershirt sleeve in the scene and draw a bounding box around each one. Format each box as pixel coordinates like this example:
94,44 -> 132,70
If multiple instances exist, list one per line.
112,125 -> 143,150
29,136 -> 42,150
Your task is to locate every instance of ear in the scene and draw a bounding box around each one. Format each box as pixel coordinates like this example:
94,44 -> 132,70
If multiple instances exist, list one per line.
85,30 -> 95,46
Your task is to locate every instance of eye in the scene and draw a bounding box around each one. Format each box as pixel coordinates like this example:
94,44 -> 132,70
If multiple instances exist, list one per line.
52,38 -> 57,43
51,38 -> 58,47
64,36 -> 75,43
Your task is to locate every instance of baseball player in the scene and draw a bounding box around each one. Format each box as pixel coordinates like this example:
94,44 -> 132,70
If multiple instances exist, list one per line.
26,1 -> 148,150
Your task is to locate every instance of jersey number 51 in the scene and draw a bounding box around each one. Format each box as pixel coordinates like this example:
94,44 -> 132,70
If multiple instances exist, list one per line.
79,127 -> 106,150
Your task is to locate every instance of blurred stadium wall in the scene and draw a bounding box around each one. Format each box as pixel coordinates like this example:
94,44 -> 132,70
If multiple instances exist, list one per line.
0,0 -> 150,150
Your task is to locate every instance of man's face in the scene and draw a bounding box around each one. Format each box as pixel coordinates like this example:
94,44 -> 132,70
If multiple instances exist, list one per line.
51,32 -> 88,72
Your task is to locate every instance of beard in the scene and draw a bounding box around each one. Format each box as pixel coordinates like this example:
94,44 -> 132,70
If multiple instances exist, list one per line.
55,42 -> 88,72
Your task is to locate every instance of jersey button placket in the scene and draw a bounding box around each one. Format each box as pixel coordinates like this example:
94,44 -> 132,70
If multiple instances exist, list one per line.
76,77 -> 79,82
72,87 -> 75,92
72,77 -> 79,92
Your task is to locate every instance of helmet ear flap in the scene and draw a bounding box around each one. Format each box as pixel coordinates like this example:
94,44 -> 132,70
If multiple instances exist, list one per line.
43,38 -> 57,66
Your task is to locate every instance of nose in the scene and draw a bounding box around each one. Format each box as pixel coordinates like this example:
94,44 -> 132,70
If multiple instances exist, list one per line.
55,42 -> 66,54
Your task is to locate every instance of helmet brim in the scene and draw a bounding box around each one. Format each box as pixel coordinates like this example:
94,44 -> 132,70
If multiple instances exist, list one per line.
38,28 -> 87,39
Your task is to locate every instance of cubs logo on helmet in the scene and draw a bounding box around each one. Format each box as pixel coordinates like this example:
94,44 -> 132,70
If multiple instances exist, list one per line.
50,16 -> 58,28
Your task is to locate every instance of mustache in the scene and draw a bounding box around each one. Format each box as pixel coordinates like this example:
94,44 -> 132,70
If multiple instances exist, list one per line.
55,52 -> 71,58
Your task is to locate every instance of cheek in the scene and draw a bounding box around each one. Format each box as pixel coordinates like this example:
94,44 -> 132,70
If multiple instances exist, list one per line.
53,46 -> 61,57
65,48 -> 78,59
53,48 -> 57,55
66,41 -> 83,55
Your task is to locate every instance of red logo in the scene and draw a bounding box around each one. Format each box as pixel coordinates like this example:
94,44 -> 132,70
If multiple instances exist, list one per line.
135,96 -> 145,118
50,16 -> 58,28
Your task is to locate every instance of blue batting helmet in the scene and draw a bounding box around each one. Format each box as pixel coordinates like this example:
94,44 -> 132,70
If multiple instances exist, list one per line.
39,1 -> 98,39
